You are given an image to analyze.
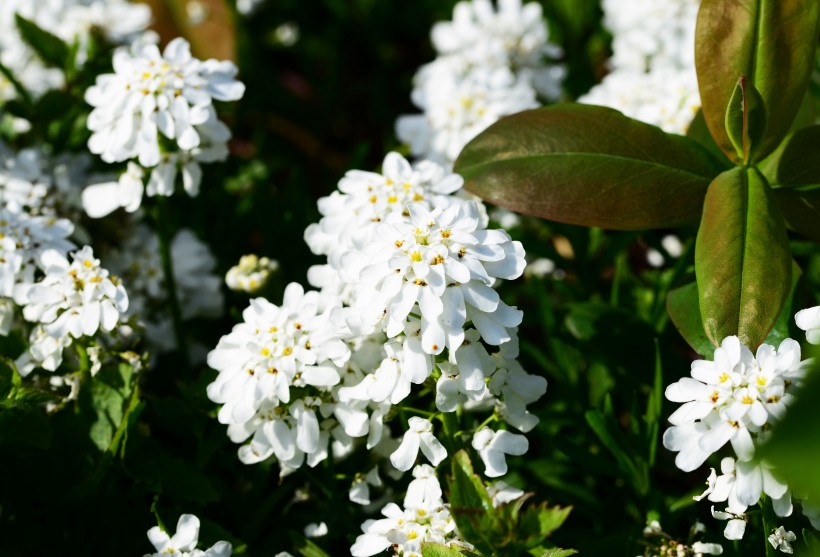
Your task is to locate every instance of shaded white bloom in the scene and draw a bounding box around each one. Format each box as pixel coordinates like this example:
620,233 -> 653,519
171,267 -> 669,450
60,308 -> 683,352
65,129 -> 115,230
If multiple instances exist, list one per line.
144,513 -> 232,557
691,541 -> 723,556
768,526 -> 796,554
226,254 -> 279,293
471,427 -> 528,477
14,246 -> 128,340
390,417 -> 447,471
350,466 -> 383,506
487,480 -> 525,507
795,306 -> 820,345
710,506 -> 747,541
351,467 -> 467,557
304,522 -> 328,538
663,336 -> 809,472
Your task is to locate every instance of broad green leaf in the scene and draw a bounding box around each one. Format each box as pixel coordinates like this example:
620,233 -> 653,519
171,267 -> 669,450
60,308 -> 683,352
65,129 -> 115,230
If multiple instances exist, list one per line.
448,450 -> 496,555
14,14 -> 71,69
774,189 -> 820,242
695,0 -> 820,162
724,75 -> 766,163
454,105 -> 726,230
695,167 -> 791,349
666,282 -> 716,358
518,503 -> 572,543
758,356 -> 820,501
760,126 -> 820,189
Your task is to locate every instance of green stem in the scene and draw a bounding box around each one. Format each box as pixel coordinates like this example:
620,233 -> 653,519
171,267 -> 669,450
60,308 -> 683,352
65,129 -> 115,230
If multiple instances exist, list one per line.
761,495 -> 778,557
154,196 -> 190,368
440,410 -> 460,453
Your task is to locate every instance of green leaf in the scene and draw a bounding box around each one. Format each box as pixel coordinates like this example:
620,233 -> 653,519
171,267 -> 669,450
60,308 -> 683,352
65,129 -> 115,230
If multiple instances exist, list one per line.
695,0 -> 820,162
760,126 -> 820,189
686,109 -> 732,167
159,458 -> 219,504
88,363 -> 134,452
724,75 -> 767,163
289,532 -> 331,557
454,105 -> 726,230
667,282 -> 716,358
758,356 -> 820,501
14,14 -> 71,69
584,409 -> 647,494
448,450 -> 496,556
695,167 -> 792,349
774,189 -> 820,242
421,543 -> 481,557
537,550 -> 578,557
518,503 -> 572,542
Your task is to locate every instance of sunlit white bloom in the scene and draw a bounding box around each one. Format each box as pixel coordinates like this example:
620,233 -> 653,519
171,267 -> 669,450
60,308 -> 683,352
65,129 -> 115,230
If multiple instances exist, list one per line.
226,254 -> 279,293
344,201 -> 525,353
82,162 -> 145,218
768,526 -> 796,554
390,417 -> 447,472
144,513 -> 232,557
14,246 -> 128,341
693,456 -> 791,514
663,336 -> 809,472
710,506 -> 747,541
472,427 -> 528,477
351,467 -> 467,557
795,306 -> 820,345
489,341 -> 546,432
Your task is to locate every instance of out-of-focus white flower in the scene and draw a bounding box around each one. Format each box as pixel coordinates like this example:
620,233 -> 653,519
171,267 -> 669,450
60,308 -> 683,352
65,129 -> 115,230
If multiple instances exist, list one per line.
663,336 -> 809,472
304,522 -> 328,538
691,541 -> 724,556
471,427 -> 528,477
237,0 -> 266,16
795,306 -> 820,344
390,417 -> 447,471
186,1 -> 209,25
144,513 -> 232,557
768,526 -> 796,554
82,162 -> 145,218
647,234 -> 685,268
351,466 -> 468,556
711,506 -> 747,540
226,254 -> 279,293
273,22 -> 299,46
525,257 -> 555,279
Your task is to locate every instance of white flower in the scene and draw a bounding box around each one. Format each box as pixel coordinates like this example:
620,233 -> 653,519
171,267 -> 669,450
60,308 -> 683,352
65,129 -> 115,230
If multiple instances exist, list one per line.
693,456 -> 791,514
795,306 -> 820,344
226,254 -> 279,293
82,162 -> 144,218
345,201 -> 525,353
144,513 -> 232,557
487,480 -> 525,507
304,522 -> 328,538
404,464 -> 443,509
350,466 -> 383,505
710,506 -> 747,540
768,526 -> 796,554
390,417 -> 447,472
691,541 -> 723,556
663,335 -> 809,472
14,246 -> 128,340
471,427 -> 528,477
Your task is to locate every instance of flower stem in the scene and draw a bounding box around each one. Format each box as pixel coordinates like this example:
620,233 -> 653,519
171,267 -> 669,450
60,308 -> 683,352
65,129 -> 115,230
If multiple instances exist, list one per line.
155,196 -> 190,368
761,496 -> 778,557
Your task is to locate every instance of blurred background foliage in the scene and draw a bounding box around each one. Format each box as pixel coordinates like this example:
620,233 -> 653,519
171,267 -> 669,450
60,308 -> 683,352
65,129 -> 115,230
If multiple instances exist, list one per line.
1,1 -> 819,556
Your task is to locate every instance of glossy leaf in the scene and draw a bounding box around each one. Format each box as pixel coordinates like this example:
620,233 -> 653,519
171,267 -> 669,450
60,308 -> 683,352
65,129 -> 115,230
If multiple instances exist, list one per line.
724,75 -> 766,163
695,0 -> 820,162
667,282 -> 716,358
454,105 -> 726,230
695,167 -> 791,349
14,14 -> 70,69
760,126 -> 820,189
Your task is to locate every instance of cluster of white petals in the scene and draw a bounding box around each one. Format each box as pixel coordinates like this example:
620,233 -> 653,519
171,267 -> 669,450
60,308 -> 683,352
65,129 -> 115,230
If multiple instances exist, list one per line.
351,465 -> 469,557
397,0 -> 564,166
226,254 -> 279,293
580,0 -> 701,134
105,223 -> 222,355
795,305 -> 820,345
144,513 -> 231,557
664,334 -> 813,540
84,36 -> 244,215
0,0 -> 150,105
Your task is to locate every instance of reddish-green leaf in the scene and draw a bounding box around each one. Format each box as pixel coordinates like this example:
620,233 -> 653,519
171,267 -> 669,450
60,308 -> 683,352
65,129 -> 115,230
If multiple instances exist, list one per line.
666,282 -> 716,358
695,167 -> 791,349
454,105 -> 726,230
760,126 -> 820,188
695,0 -> 820,163
724,75 -> 766,163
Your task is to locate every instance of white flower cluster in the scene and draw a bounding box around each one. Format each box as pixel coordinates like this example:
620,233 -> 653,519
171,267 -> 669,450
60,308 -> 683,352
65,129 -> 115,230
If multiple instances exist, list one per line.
396,0 -> 564,166
663,334 -> 813,540
351,464 -> 469,557
144,513 -> 231,557
105,223 -> 223,356
226,254 -> 279,294
579,0 -> 700,134
0,0 -> 150,105
83,37 -> 245,216
639,520 -> 723,557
